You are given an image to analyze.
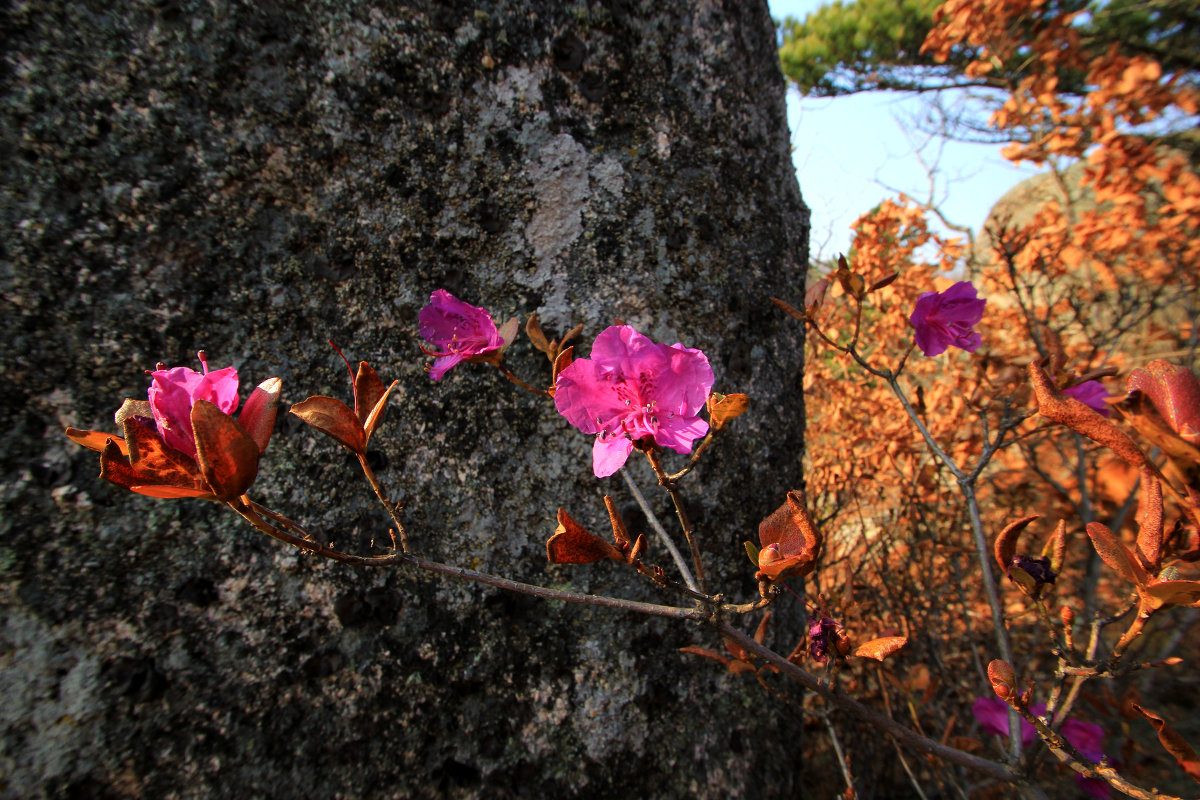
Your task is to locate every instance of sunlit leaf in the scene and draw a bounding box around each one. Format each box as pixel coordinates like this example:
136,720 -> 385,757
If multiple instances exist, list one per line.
1144,580 -> 1200,609
707,392 -> 750,431
1086,521 -> 1149,588
854,636 -> 908,661
121,416 -> 202,488
65,428 -> 128,456
239,376 -> 282,454
290,395 -> 366,454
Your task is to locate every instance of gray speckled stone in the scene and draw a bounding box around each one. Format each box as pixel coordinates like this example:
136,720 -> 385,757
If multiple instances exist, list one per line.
1,1 -> 810,797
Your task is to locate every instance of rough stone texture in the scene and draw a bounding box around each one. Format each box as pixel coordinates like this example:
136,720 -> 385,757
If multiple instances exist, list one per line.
0,1 -> 809,797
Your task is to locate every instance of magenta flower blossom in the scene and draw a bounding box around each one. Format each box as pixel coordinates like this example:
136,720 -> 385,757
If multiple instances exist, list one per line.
910,280 -> 987,356
1063,380 -> 1111,417
554,325 -> 714,478
418,290 -> 505,380
972,697 -> 1111,798
148,352 -> 240,458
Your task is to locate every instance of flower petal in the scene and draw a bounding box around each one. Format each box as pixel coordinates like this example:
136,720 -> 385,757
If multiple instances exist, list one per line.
592,434 -> 634,478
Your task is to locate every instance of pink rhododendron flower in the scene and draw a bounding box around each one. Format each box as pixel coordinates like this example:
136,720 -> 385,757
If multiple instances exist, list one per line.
148,352 -> 240,458
910,280 -> 987,356
554,325 -> 714,478
973,697 -> 1111,798
418,289 -> 505,380
1063,381 -> 1111,417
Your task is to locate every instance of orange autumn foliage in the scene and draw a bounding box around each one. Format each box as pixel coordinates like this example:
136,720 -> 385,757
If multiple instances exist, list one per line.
796,0 -> 1200,770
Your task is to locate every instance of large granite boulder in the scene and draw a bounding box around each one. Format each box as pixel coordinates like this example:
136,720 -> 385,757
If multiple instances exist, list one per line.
1,1 -> 810,797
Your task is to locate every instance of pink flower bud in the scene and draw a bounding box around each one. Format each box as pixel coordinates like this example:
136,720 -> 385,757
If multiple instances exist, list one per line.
148,352 -> 239,458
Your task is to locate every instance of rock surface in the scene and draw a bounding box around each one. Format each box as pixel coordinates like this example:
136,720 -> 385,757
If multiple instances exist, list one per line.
1,1 -> 810,797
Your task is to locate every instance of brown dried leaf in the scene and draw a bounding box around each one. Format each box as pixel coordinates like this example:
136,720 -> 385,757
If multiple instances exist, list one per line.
868,272 -> 899,293
552,345 -> 575,385
679,645 -> 733,669
192,399 -> 260,501
362,380 -> 399,446
546,509 -> 623,564
854,636 -> 908,662
756,489 -> 823,580
559,323 -> 585,351
770,296 -> 805,321
239,376 -> 282,454
121,416 -> 203,488
99,439 -> 207,498
707,392 -> 750,431
753,611 -> 772,645
603,495 -> 630,549
66,428 -> 129,456
525,313 -> 553,357
1118,390 -> 1200,469
1042,519 -> 1068,574
995,515 -> 1040,574
1086,521 -> 1150,588
1136,469 -> 1164,573
723,636 -> 752,664
1030,361 -> 1148,469
1144,580 -> 1200,609
353,363 -> 386,426
627,533 -> 645,564
290,395 -> 365,454
806,277 -> 831,310
1132,703 -> 1200,784
1127,360 -> 1200,444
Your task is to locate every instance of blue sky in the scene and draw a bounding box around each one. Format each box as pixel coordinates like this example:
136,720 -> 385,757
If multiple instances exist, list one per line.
768,0 -> 1043,259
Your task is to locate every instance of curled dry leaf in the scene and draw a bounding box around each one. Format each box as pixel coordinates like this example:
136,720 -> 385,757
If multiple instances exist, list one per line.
525,313 -> 553,357
995,515 -> 1040,574
99,416 -> 210,499
854,636 -> 908,662
546,508 -> 623,564
756,489 -> 823,581
1131,703 -> 1200,783
603,494 -> 630,549
551,345 -> 574,386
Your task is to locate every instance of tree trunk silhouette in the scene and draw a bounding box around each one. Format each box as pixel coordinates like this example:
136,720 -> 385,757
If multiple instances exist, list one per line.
1,1 -> 810,797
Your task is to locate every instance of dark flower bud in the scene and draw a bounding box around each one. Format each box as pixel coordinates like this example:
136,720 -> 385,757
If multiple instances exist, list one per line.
807,615 -> 846,664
